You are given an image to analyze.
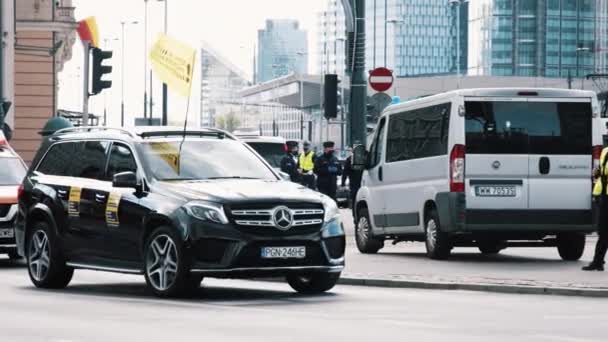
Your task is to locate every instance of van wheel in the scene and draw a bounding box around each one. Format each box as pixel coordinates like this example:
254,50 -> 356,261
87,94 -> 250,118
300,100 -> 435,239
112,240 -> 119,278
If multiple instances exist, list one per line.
287,272 -> 340,294
478,240 -> 504,255
26,221 -> 73,289
556,233 -> 586,261
425,210 -> 452,260
355,207 -> 384,254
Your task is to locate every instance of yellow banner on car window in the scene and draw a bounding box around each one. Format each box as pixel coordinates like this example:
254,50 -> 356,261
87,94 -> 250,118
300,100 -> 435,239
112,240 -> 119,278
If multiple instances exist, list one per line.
68,187 -> 81,217
149,33 -> 196,97
105,192 -> 121,227
148,142 -> 180,174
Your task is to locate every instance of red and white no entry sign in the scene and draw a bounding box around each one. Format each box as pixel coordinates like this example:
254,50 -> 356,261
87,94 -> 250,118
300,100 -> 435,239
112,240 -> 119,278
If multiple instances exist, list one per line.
369,67 -> 394,92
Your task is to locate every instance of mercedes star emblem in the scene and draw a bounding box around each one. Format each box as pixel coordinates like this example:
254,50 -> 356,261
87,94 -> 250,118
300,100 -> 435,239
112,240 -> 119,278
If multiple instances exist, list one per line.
272,206 -> 293,231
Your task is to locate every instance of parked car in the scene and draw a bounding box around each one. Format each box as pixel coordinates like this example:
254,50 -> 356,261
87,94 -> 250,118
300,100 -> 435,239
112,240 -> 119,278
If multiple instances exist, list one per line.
353,88 -> 601,260
0,134 -> 28,261
16,127 -> 344,297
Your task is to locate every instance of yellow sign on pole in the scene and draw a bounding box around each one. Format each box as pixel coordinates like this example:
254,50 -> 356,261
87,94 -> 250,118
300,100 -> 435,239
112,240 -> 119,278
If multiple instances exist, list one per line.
149,34 -> 196,97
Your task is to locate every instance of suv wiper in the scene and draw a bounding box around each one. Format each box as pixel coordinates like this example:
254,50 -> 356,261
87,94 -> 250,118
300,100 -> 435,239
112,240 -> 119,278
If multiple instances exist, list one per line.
205,176 -> 262,180
159,177 -> 201,181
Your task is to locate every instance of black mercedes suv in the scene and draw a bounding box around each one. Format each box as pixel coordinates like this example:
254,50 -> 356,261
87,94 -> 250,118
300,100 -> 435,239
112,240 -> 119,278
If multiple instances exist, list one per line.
15,127 -> 345,297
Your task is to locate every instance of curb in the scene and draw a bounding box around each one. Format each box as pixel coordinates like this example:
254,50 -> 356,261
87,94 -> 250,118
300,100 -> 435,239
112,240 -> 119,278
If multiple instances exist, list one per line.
336,277 -> 608,298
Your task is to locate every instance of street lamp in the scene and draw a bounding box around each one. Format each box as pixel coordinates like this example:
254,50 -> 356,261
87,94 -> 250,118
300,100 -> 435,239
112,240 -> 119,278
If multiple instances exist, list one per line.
576,46 -> 592,78
157,0 -> 169,125
120,20 -> 139,127
449,0 -> 463,76
143,0 -> 150,120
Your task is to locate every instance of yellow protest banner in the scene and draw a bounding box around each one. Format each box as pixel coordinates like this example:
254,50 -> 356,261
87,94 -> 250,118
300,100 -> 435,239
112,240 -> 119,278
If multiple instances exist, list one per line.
149,34 -> 196,97
148,142 -> 181,174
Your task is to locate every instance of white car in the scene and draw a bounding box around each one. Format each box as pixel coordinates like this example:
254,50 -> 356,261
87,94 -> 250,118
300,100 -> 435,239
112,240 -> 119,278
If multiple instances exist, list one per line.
353,88 -> 601,260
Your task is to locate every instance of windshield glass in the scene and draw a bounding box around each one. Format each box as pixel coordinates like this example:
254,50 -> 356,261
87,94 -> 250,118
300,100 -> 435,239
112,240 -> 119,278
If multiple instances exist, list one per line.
139,139 -> 277,181
246,142 -> 284,168
0,157 -> 27,186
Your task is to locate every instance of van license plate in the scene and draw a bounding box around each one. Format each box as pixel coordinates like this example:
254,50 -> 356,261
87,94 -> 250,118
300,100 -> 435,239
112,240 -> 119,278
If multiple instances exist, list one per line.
0,229 -> 14,238
475,186 -> 516,197
261,246 -> 306,259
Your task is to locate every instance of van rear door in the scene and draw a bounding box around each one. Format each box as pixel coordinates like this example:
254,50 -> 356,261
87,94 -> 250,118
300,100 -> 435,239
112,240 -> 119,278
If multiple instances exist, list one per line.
526,99 -> 592,210
465,99 -> 530,210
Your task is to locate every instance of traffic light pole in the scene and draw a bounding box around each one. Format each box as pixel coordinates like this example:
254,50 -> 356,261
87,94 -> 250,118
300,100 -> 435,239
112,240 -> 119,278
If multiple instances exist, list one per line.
82,40 -> 90,127
348,0 -> 367,147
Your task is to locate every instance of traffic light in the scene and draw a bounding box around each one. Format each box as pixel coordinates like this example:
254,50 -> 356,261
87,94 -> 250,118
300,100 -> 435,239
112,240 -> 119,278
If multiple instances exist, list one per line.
91,47 -> 113,95
324,74 -> 339,120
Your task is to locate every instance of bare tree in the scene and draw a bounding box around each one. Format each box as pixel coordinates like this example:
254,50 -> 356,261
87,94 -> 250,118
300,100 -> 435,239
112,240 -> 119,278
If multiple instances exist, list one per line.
216,112 -> 241,133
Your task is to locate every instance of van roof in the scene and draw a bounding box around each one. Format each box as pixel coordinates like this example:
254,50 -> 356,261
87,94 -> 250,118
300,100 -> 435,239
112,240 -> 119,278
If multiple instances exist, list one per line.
384,87 -> 596,114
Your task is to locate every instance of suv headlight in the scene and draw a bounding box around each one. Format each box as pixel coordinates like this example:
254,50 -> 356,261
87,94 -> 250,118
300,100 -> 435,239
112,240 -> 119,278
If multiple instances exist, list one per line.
321,195 -> 340,222
184,201 -> 229,224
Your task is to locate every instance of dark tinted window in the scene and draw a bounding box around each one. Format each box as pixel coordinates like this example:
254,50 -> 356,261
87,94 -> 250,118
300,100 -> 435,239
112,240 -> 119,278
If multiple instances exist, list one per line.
369,118 -> 386,167
465,101 -> 592,155
0,158 -> 27,185
246,142 -> 284,168
386,102 -> 451,163
37,142 -> 81,176
72,141 -> 109,179
107,143 -> 137,180
139,139 -> 276,181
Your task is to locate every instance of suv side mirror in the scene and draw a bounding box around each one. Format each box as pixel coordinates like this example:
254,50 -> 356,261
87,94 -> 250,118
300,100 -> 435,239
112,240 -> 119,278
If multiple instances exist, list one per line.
112,171 -> 138,188
352,144 -> 368,171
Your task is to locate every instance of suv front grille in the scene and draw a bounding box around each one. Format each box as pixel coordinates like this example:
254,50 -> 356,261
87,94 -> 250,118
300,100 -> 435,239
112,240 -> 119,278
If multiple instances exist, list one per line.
228,203 -> 324,236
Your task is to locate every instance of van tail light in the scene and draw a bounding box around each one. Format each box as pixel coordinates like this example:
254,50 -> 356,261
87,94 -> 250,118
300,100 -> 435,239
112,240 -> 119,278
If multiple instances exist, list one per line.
17,183 -> 25,202
450,144 -> 466,193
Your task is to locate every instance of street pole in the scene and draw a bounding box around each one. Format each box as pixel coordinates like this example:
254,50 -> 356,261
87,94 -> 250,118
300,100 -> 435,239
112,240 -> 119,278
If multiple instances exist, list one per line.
143,0 -> 149,119
121,22 -> 125,127
162,0 -> 169,126
300,79 -> 304,140
149,69 -> 154,124
349,0 -> 367,147
82,40 -> 90,127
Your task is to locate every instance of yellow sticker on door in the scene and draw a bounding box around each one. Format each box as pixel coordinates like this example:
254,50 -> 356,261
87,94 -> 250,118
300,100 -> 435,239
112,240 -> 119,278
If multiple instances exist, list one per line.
68,187 -> 81,217
105,192 -> 121,227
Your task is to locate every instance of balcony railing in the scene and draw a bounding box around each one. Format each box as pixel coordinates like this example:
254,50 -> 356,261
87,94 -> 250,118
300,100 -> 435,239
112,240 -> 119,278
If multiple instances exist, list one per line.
56,6 -> 75,21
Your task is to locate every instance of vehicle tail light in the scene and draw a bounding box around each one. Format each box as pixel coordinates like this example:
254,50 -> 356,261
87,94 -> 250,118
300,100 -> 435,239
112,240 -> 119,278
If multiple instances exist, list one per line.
450,144 -> 465,193
17,183 -> 25,201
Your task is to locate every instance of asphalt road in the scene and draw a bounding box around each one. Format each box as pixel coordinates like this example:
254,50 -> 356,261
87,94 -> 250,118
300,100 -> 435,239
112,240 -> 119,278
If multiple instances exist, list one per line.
339,210 -> 608,288
0,258 -> 607,342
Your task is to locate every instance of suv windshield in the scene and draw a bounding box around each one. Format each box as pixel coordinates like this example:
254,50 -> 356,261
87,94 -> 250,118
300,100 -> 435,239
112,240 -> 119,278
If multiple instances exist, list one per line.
0,157 -> 27,185
139,139 -> 277,181
245,142 -> 284,168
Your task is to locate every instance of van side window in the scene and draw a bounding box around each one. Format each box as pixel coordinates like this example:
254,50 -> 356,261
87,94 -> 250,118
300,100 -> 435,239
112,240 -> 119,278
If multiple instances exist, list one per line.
386,102 -> 451,163
36,142 -> 81,176
369,118 -> 387,168
106,143 -> 138,180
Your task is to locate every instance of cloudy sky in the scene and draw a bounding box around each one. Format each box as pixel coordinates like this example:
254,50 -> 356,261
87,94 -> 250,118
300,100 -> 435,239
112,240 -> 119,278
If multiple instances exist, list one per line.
59,0 -> 328,127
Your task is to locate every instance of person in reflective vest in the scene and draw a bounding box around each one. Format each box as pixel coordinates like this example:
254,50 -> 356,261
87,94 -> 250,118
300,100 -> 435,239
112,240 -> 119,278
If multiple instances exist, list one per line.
585,147 -> 608,271
298,141 -> 316,189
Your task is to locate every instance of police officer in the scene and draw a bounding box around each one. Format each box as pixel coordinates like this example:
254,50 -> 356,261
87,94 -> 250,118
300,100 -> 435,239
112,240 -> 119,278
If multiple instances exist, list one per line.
341,147 -> 363,210
280,141 -> 300,183
299,141 -> 316,189
584,148 -> 608,271
314,141 -> 342,200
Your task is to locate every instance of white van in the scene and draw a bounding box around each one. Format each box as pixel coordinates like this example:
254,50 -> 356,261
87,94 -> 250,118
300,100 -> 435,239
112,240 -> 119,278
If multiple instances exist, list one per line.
353,88 -> 602,260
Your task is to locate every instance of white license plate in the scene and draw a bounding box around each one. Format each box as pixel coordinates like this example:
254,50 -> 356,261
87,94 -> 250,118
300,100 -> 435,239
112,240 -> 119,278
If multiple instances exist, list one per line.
0,228 -> 14,238
475,186 -> 516,197
261,246 -> 306,259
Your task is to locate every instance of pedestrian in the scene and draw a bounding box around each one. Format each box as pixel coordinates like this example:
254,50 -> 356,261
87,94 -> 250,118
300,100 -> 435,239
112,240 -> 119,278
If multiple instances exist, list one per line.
298,141 -> 316,190
584,148 -> 608,271
341,147 -> 363,211
314,141 -> 342,200
280,141 -> 300,183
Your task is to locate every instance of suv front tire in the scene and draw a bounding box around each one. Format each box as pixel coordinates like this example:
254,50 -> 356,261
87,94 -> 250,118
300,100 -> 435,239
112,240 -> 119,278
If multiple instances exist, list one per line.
26,221 -> 73,289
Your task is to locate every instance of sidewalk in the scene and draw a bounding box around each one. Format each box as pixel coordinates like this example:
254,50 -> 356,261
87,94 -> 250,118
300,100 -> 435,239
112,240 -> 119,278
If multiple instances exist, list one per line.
338,210 -> 608,297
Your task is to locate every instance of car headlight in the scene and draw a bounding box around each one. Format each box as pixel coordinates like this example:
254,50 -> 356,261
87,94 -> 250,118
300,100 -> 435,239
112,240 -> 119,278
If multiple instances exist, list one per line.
184,201 -> 229,224
321,195 -> 340,222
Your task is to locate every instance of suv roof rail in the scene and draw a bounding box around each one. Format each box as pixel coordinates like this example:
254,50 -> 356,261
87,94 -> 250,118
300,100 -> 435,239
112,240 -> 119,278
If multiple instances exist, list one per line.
52,126 -> 136,138
137,128 -> 235,140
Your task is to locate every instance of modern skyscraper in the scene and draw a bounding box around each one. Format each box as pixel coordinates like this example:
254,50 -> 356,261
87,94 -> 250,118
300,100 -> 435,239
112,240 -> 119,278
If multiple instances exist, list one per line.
318,0 -> 347,77
467,0 -> 608,78
256,19 -> 308,83
200,42 -> 251,127
365,0 -> 461,77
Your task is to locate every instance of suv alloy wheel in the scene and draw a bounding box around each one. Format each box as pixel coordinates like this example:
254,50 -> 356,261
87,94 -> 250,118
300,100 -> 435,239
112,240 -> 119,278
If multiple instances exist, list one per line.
26,221 -> 73,289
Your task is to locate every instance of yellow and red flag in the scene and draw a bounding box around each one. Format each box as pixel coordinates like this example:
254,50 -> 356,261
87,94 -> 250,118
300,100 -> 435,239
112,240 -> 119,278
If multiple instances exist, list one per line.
77,17 -> 100,48
149,34 -> 196,97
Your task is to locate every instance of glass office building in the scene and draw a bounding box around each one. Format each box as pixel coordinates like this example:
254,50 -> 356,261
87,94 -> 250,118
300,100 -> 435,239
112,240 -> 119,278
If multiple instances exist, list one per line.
256,19 -> 308,83
468,0 -> 608,77
365,0 -> 464,76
